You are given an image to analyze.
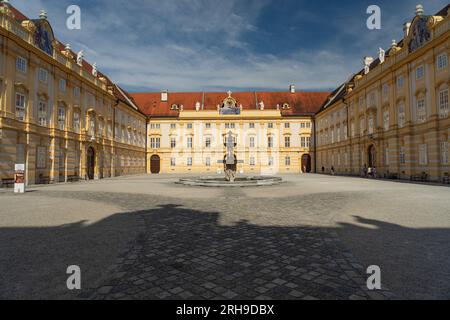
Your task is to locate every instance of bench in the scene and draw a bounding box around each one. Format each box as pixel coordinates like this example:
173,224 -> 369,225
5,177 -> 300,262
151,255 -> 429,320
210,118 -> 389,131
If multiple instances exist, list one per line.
67,175 -> 80,183
37,176 -> 50,185
411,172 -> 428,182
1,178 -> 15,188
443,175 -> 450,184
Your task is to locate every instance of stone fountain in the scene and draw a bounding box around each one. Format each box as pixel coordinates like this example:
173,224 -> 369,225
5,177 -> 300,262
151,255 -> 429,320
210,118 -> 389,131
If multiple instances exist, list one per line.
177,131 -> 283,187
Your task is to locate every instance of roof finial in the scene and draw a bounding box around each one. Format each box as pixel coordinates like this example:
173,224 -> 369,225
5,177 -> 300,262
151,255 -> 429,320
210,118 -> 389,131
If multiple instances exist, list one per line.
65,43 -> 71,51
415,4 -> 424,16
39,9 -> 47,19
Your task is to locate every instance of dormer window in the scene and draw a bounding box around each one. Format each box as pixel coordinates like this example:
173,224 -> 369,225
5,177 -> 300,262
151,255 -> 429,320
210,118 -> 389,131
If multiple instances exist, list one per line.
170,104 -> 179,110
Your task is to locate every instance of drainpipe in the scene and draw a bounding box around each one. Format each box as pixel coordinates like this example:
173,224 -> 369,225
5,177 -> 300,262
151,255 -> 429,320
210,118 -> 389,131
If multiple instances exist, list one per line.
343,98 -> 351,175
313,115 -> 317,173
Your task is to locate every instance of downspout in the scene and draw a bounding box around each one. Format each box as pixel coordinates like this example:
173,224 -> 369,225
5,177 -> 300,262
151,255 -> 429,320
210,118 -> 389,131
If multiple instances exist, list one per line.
343,97 -> 350,174
313,115 -> 317,173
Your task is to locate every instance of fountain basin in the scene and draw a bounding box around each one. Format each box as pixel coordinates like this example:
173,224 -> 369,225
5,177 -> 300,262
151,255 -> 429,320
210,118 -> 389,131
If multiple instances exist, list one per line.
176,176 -> 283,187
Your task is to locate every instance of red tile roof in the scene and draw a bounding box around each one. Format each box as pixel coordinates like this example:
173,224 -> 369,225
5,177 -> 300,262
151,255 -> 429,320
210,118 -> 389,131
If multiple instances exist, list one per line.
130,91 -> 329,118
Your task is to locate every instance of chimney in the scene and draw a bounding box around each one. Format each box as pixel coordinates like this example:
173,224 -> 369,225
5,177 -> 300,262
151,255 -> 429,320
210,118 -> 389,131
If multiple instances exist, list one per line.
161,90 -> 168,102
415,4 -> 424,16
403,22 -> 411,38
289,85 -> 295,94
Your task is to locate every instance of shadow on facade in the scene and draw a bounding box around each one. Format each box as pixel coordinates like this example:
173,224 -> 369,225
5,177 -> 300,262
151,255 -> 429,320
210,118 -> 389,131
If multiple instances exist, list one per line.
0,204 -> 449,300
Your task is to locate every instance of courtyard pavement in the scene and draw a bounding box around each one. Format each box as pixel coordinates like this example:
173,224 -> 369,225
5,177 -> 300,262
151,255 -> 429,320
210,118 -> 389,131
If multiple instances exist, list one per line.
0,174 -> 449,300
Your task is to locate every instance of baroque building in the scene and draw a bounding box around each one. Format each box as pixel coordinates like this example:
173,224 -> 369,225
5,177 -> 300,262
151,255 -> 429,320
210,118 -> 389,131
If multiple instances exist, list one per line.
315,4 -> 450,182
130,89 -> 327,175
0,3 -> 146,187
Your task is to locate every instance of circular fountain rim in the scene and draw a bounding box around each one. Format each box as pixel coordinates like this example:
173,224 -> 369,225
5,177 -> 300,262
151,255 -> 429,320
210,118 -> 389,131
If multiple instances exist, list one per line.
176,175 -> 283,187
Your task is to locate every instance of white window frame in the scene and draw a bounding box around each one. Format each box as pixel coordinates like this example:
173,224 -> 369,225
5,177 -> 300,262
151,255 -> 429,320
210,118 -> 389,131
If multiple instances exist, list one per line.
15,93 -> 26,121
416,65 -> 424,80
38,68 -> 48,83
38,101 -> 47,126
416,98 -> 426,123
59,79 -> 67,92
16,56 -> 27,73
441,142 -> 449,164
439,89 -> 449,119
437,53 -> 448,70
58,106 -> 66,130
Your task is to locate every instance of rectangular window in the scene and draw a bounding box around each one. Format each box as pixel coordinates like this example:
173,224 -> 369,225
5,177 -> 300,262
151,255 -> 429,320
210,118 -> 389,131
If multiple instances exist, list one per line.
150,123 -> 161,129
267,136 -> 274,148
187,157 -> 193,166
36,146 -> 47,169
398,104 -> 406,128
187,137 -> 193,149
58,107 -> 66,130
171,158 -> 176,167
15,93 -> 26,121
170,123 -> 177,129
284,136 -> 290,148
285,156 -> 291,166
397,76 -> 404,89
38,68 -> 48,83
205,123 -> 211,129
187,123 -> 193,129
301,136 -> 307,148
399,147 -> 406,165
59,79 -> 67,92
150,137 -> 160,149
249,123 -> 255,129
360,118 -> 365,135
416,65 -> 424,80
74,87 -> 80,98
249,136 -> 255,148
437,53 -> 448,70
171,138 -> 176,149
383,110 -> 390,131
38,101 -> 47,126
300,122 -> 306,129
205,137 -> 211,148
268,123 -> 273,129
205,157 -> 211,167
417,99 -> 426,123
16,56 -> 27,73
268,156 -> 274,166
441,142 -> 449,164
250,157 -> 255,166
385,148 -> 389,165
439,89 -> 449,119
368,116 -> 374,134
419,144 -> 428,165
284,123 -> 290,129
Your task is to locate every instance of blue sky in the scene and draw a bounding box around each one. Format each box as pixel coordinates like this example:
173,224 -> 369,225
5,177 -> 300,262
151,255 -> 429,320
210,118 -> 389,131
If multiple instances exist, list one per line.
11,0 -> 449,92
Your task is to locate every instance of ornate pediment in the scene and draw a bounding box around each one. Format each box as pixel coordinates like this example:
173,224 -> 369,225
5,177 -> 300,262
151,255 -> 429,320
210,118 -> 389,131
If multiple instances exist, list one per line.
220,91 -> 240,115
33,18 -> 55,56
408,16 -> 431,53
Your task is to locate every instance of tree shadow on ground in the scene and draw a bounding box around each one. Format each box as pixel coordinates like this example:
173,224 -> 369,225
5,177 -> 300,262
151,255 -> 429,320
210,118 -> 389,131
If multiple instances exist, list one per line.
0,204 -> 449,300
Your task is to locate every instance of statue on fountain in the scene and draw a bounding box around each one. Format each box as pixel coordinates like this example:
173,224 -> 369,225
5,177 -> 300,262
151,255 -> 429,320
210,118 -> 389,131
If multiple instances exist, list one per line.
224,131 -> 237,182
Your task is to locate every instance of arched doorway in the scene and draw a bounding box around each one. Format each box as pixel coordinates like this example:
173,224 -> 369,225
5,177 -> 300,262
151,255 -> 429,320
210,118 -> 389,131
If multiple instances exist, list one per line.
87,147 -> 95,180
150,155 -> 160,174
301,154 -> 312,173
368,145 -> 376,167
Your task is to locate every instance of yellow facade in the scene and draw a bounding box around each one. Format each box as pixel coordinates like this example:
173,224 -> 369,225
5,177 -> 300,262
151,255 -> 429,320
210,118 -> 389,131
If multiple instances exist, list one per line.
147,109 -> 314,175
315,6 -> 450,182
0,5 -> 146,186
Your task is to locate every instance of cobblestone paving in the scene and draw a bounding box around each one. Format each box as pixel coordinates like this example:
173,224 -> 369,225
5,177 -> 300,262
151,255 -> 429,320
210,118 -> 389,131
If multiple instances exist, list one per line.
57,190 -> 392,300
2,174 -> 448,299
